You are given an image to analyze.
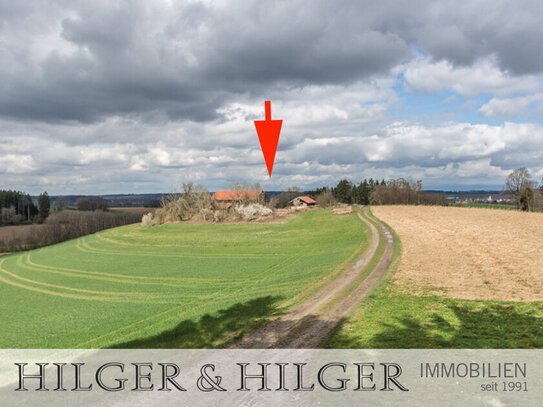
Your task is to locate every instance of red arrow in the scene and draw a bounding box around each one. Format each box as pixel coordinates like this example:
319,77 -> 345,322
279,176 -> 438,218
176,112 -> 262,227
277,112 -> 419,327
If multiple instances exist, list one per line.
254,101 -> 282,177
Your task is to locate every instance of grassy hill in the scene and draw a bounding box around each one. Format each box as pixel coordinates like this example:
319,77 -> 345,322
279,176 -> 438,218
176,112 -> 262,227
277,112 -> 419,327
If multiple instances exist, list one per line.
0,209 -> 368,348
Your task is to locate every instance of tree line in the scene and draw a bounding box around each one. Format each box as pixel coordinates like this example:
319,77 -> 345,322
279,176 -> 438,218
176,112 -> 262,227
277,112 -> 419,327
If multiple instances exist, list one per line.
1,190 -> 52,225
307,178 -> 445,206
0,210 -> 141,252
75,196 -> 109,211
306,168 -> 543,210
0,190 -> 39,225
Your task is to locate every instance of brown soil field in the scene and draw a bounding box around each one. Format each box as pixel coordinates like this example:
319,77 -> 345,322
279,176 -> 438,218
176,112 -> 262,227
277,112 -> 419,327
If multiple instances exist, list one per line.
372,205 -> 543,302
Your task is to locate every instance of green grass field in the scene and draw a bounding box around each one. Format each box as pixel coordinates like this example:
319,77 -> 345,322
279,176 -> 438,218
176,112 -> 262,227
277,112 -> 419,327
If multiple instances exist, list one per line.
451,202 -> 517,210
0,209 -> 368,348
325,210 -> 543,348
326,287 -> 543,348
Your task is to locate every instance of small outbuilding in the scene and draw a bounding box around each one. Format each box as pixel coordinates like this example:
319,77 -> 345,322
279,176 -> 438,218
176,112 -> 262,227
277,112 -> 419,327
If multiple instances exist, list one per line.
289,196 -> 317,207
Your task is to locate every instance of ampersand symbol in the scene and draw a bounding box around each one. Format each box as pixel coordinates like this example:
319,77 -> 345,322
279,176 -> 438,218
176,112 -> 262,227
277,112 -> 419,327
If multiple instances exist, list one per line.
197,364 -> 227,392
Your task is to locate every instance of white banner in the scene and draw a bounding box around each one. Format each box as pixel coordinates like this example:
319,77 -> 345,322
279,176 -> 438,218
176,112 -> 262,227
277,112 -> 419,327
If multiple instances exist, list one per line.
0,349 -> 540,406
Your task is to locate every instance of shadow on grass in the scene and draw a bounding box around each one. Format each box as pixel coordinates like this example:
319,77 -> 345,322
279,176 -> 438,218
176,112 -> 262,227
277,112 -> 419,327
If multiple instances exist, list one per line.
109,295 -> 282,348
331,303 -> 543,348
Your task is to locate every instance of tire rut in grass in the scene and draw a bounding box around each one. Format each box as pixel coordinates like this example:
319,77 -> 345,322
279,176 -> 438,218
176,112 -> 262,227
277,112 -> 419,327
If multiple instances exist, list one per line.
231,206 -> 395,348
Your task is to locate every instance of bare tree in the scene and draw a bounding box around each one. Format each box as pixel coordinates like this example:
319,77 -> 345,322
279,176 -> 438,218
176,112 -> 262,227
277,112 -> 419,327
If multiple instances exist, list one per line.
504,167 -> 536,209
154,183 -> 212,222
504,167 -> 531,196
370,178 -> 446,205
53,197 -> 68,211
315,189 -> 337,207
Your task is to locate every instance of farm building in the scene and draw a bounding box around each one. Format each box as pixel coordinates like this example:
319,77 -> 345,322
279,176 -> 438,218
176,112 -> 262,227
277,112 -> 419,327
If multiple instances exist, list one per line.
212,190 -> 268,208
289,196 -> 317,207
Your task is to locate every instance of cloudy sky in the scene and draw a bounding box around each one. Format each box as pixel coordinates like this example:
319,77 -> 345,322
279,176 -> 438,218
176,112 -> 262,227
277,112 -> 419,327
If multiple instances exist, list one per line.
2,0 -> 543,194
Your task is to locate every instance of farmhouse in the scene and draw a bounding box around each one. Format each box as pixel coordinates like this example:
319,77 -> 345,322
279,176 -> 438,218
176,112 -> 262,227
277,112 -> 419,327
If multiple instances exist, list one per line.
212,190 -> 268,208
289,196 -> 317,207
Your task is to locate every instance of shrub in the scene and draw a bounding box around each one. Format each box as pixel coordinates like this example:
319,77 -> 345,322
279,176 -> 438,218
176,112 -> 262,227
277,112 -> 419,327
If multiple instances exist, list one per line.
141,212 -> 154,227
235,204 -> 272,221
213,210 -> 225,223
200,208 -> 214,222
153,207 -> 167,224
159,183 -> 212,222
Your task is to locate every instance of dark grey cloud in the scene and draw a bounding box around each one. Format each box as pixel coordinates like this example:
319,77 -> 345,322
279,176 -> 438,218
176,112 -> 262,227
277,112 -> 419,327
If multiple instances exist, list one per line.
0,0 -> 411,123
2,0 -> 543,124
422,1 -> 543,75
371,0 -> 543,75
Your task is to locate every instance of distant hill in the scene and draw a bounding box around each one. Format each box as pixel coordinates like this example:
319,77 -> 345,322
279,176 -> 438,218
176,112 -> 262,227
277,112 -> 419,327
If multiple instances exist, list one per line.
34,194 -> 165,208
426,190 -> 505,199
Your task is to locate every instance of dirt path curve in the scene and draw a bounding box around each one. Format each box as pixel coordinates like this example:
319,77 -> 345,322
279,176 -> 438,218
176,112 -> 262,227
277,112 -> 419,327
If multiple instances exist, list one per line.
232,206 -> 395,348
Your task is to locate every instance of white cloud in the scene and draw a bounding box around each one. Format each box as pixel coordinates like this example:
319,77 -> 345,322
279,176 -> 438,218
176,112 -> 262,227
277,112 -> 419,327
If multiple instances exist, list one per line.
404,57 -> 540,97
2,108 -> 543,193
479,93 -> 543,118
0,154 -> 36,174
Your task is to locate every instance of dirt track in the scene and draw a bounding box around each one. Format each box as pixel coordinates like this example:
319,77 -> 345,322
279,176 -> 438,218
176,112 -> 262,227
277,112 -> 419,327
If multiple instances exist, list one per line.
232,207 -> 394,348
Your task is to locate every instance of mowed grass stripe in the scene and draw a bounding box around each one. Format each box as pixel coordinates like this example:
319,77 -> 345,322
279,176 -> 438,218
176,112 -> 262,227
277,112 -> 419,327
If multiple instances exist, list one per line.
76,239 -> 313,282
78,237 -> 283,259
22,254 -> 252,287
0,259 -> 185,303
5,259 -> 195,300
94,232 -> 291,253
7,256 -> 245,301
2,259 -> 142,296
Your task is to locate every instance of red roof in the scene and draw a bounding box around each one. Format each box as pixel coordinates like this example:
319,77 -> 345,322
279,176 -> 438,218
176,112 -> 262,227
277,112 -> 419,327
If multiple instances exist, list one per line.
298,196 -> 316,204
214,190 -> 263,201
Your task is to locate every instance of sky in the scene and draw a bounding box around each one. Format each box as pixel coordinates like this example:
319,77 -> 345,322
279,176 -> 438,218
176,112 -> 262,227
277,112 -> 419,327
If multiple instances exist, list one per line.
1,0 -> 543,194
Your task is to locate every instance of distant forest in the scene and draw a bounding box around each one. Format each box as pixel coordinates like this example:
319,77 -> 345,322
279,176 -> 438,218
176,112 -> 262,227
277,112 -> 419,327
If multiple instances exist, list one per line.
0,190 -> 38,225
307,178 -> 446,206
